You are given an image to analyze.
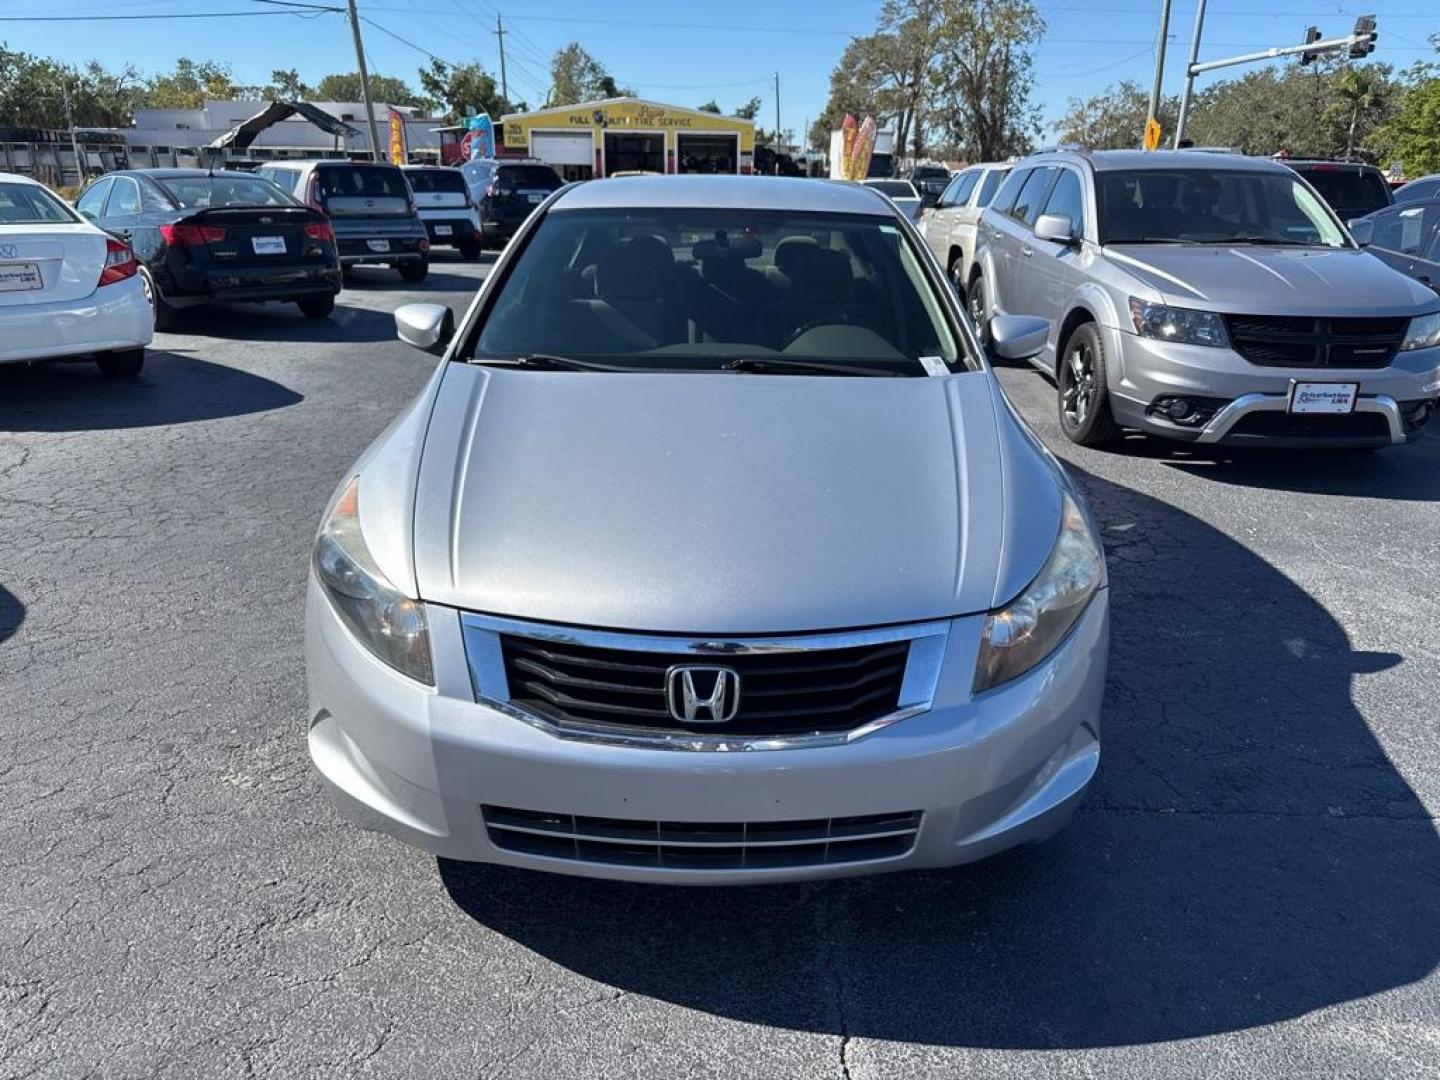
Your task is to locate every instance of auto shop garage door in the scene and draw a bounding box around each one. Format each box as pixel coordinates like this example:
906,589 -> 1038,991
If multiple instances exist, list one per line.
531,131 -> 594,169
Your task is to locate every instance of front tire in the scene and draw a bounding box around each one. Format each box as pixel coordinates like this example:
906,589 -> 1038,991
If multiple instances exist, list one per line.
967,273 -> 989,347
297,293 -> 335,319
1057,322 -> 1121,447
398,258 -> 429,283
97,348 -> 144,378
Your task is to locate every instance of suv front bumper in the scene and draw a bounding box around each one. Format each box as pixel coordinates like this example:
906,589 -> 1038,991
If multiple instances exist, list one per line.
1106,327 -> 1440,447
305,582 -> 1108,884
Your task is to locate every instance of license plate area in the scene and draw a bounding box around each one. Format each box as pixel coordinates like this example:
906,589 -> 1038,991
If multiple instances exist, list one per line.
366,239 -> 391,252
0,263 -> 42,292
434,224 -> 453,236
251,236 -> 286,256
1289,381 -> 1358,414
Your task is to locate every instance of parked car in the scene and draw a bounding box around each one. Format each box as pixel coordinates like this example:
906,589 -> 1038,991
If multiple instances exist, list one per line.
906,163 -> 953,206
1350,199 -> 1440,295
969,150 -> 1440,449
306,174 -> 1109,884
1395,174 -> 1440,205
75,168 -> 341,330
1,171 -> 151,376
921,161 -> 1012,294
1281,160 -> 1393,223
256,160 -> 429,282
860,178 -> 923,222
459,158 -> 563,247
401,165 -> 482,261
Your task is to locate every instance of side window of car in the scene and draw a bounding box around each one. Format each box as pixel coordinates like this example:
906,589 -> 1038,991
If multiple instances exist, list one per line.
1042,169 -> 1085,236
140,181 -> 170,213
976,168 -> 1009,208
105,177 -> 141,217
1372,208 -> 1425,254
948,171 -> 980,208
990,168 -> 1030,217
75,177 -> 112,219
1011,167 -> 1055,226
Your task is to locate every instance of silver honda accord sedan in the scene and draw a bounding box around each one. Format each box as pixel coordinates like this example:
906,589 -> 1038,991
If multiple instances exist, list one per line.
306,175 -> 1109,884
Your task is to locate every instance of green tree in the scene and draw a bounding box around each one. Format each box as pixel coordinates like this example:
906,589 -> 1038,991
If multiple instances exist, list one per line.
138,58 -> 240,109
931,0 -> 1044,161
264,68 -> 312,100
1375,64 -> 1440,176
548,42 -> 631,106
1053,80 -> 1178,150
697,99 -> 722,114
733,96 -> 762,120
314,71 -> 428,109
418,59 -> 509,122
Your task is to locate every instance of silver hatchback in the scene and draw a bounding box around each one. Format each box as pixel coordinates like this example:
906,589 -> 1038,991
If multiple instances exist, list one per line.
305,176 -> 1108,884
970,150 -> 1440,449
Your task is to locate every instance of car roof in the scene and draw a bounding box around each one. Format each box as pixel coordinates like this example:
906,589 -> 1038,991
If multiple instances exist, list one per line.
0,171 -> 44,186
275,159 -> 402,168
552,175 -> 896,215
1016,149 -> 1294,175
108,169 -> 263,180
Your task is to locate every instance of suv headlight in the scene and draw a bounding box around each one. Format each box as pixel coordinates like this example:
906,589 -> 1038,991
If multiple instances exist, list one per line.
1400,311 -> 1440,352
313,478 -> 434,684
974,492 -> 1105,694
1128,297 -> 1228,348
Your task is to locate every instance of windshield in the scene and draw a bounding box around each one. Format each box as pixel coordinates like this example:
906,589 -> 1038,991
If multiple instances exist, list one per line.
0,181 -> 77,224
1097,169 -> 1348,247
1292,167 -> 1391,216
159,175 -> 297,209
405,169 -> 467,193
469,207 -> 961,375
867,181 -> 917,199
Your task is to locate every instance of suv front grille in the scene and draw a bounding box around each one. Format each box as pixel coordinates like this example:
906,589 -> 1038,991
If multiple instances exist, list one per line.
500,634 -> 910,738
482,805 -> 922,870
1225,314 -> 1408,369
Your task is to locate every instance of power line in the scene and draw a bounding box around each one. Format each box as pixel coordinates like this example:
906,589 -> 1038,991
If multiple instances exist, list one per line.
0,9 -> 338,20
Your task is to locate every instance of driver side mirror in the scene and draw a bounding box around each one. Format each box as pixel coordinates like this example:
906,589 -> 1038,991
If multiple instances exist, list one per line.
395,303 -> 455,356
989,315 -> 1050,362
1034,213 -> 1078,246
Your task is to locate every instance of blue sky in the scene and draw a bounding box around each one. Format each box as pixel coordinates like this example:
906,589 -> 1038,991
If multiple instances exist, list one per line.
1,0 -> 1435,139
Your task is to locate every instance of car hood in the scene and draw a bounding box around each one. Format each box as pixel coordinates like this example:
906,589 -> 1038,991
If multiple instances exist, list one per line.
409,365 -> 1045,635
1104,244 -> 1439,315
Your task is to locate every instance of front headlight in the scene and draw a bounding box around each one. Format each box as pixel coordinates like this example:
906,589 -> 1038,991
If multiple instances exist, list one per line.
313,478 -> 434,685
1128,297 -> 1228,348
974,492 -> 1105,694
1400,311 -> 1440,352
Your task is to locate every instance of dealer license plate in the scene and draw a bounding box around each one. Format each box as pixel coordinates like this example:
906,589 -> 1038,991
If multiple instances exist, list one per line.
0,263 -> 42,292
366,239 -> 391,253
251,236 -> 286,256
527,194 -> 545,204
434,225 -> 453,236
1289,381 -> 1358,414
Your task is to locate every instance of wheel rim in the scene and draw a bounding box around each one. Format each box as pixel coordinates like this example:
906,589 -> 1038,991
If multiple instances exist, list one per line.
968,283 -> 984,325
140,271 -> 154,309
1061,340 -> 1097,429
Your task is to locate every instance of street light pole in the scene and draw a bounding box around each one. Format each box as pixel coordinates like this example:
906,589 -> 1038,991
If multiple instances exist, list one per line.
1173,0 -> 1207,148
345,0 -> 384,161
1144,0 -> 1172,148
774,71 -> 781,148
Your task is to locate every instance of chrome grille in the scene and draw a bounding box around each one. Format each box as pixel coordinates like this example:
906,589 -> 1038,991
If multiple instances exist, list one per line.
1225,314 -> 1407,369
483,805 -> 922,870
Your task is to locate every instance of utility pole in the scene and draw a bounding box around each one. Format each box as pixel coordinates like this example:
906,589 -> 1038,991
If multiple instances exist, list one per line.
62,79 -> 85,184
345,0 -> 384,161
1144,0 -> 1172,149
773,71 -> 781,148
494,14 -> 509,102
1173,0 -> 1207,147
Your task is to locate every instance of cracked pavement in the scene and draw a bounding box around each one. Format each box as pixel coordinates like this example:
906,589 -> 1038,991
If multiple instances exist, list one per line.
2,258 -> 1437,1079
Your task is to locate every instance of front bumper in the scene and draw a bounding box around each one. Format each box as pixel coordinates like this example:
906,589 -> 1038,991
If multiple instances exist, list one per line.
0,276 -> 152,365
1106,327 -> 1440,447
305,581 -> 1108,884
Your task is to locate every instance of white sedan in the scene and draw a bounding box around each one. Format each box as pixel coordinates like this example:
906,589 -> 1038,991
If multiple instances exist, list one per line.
861,178 -> 924,223
0,171 -> 152,377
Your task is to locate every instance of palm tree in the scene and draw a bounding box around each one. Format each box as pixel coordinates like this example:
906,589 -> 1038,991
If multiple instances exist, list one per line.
1335,67 -> 1380,160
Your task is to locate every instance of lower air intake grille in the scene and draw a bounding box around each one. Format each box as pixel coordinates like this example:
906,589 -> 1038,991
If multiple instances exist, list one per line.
482,805 -> 922,870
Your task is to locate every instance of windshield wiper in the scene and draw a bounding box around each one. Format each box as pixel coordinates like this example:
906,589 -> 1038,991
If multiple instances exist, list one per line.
722,357 -> 905,377
1220,236 -> 1315,246
480,354 -> 628,372
1103,237 -> 1203,245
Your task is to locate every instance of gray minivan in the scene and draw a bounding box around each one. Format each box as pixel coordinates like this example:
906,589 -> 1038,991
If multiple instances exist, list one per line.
257,160 -> 430,282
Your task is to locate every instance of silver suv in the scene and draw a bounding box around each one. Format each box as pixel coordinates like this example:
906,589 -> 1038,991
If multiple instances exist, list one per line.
921,161 -> 1011,293
970,150 -> 1440,449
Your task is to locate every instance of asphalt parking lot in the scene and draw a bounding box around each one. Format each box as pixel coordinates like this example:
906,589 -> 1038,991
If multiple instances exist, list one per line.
2,256 -> 1438,1080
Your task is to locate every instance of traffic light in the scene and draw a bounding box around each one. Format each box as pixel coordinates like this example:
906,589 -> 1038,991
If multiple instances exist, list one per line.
1299,26 -> 1322,65
1350,14 -> 1377,59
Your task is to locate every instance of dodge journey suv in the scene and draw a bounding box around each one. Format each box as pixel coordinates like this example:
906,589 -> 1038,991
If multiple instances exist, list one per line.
969,150 -> 1440,449
306,176 -> 1109,884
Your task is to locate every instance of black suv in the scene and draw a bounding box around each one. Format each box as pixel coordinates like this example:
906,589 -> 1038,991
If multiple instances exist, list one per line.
1282,160 -> 1394,223
459,159 -> 563,246
906,164 -> 953,206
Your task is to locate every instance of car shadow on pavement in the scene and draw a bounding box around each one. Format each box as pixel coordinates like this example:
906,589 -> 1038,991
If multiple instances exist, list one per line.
438,465 -> 1439,1049
171,302 -> 405,345
0,351 -> 302,433
339,269 -> 487,294
0,585 -> 22,646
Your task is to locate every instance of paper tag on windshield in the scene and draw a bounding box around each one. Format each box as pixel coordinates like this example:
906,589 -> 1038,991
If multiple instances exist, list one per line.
919,356 -> 949,376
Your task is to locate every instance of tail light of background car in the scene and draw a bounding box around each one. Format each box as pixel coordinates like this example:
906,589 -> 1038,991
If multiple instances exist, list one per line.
160,223 -> 226,246
97,238 -> 138,287
303,221 -> 335,243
